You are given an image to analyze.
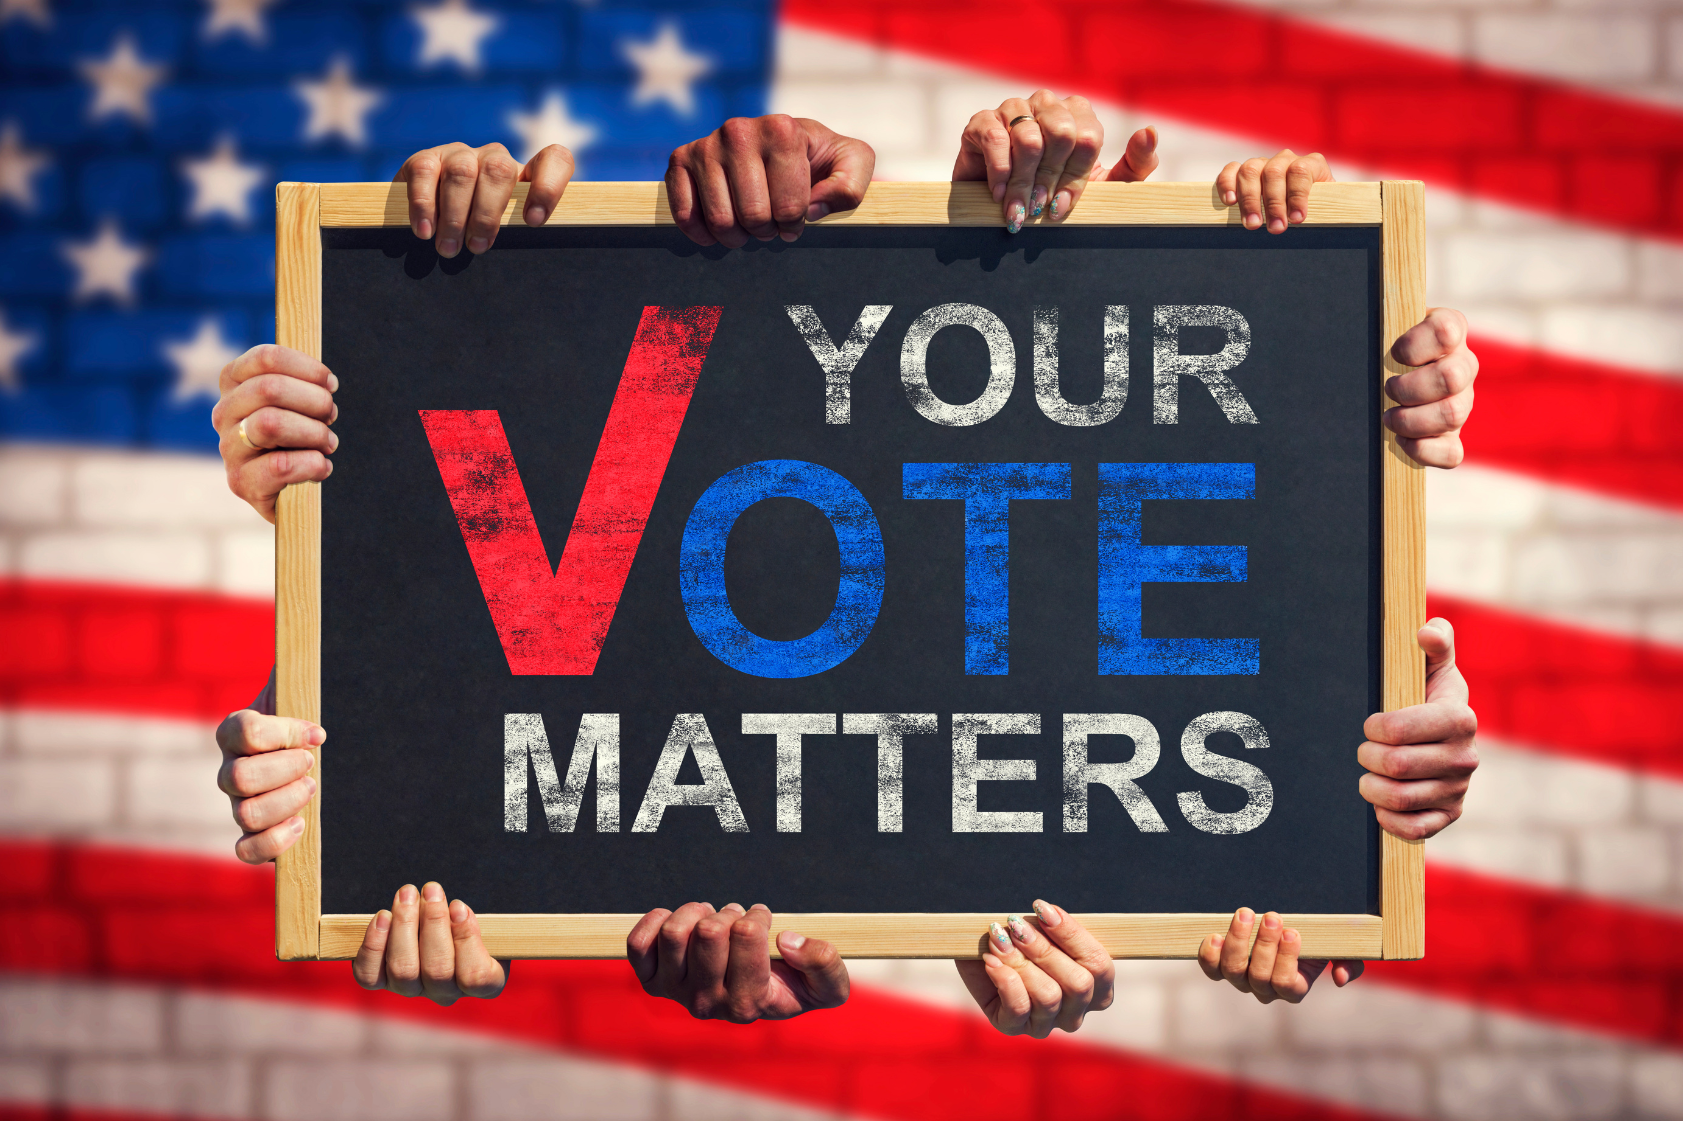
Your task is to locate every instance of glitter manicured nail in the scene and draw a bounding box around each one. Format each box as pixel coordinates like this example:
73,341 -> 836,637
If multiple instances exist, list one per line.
1006,202 -> 1024,234
1031,185 -> 1047,217
990,922 -> 1011,950
1007,915 -> 1032,942
1032,899 -> 1062,928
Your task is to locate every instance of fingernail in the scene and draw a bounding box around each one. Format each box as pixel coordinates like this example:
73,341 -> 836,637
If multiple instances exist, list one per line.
422,882 -> 444,903
1269,218 -> 1285,233
1052,190 -> 1070,219
375,910 -> 391,932
438,238 -> 458,256
991,181 -> 1005,202
807,202 -> 830,221
1031,185 -> 1046,217
416,219 -> 433,239
1032,899 -> 1062,928
1236,907 -> 1254,924
307,725 -> 326,745
450,900 -> 469,923
290,817 -> 305,835
302,776 -> 317,795
1283,928 -> 1300,944
399,884 -> 417,905
1224,191 -> 1236,205
1212,933 -> 1225,950
326,373 -> 339,392
1007,915 -> 1032,942
1244,214 -> 1260,230
1006,202 -> 1024,234
467,235 -> 488,253
779,931 -> 806,951
1263,911 -> 1280,930
1290,208 -> 1304,223
990,921 -> 1011,951
525,205 -> 547,225
328,432 -> 340,453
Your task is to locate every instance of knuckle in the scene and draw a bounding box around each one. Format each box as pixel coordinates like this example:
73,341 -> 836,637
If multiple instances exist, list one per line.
231,798 -> 262,832
481,154 -> 519,184
441,153 -> 479,184
721,116 -> 758,147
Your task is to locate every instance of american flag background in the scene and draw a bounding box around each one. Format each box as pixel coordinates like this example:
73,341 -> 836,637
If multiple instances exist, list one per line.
1,0 -> 1679,1117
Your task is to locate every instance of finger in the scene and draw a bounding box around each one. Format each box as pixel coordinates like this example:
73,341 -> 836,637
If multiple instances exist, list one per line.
664,161 -> 715,247
417,881 -> 464,1005
685,905 -> 738,1014
225,449 -> 333,523
722,906 -> 772,1021
1101,125 -> 1159,186
353,910 -> 391,990
217,344 -> 336,397
776,927 -> 849,1010
1357,740 -> 1479,783
1218,908 -> 1256,991
626,908 -> 672,988
988,922 -> 1063,1038
216,710 -> 323,761
1030,900 -> 1114,1013
764,135 -> 811,242
395,146 -> 444,241
1259,151 -> 1297,234
384,884 -> 423,998
956,110 -> 1012,201
954,958 -> 1002,1018
1420,617 -> 1457,681
465,143 -> 520,254
1005,913 -> 1092,1032
1282,153 -> 1331,227
1026,94 -> 1077,219
1375,805 -> 1459,840
232,815 -> 305,864
229,773 -> 315,834
1362,700 -> 1477,748
1235,158 -> 1267,230
656,901 -> 715,997
214,373 -> 336,438
1384,347 -> 1478,407
1331,960 -> 1366,987
434,143 -> 479,258
520,144 -> 574,226
806,133 -> 874,221
1198,933 -> 1225,981
1246,911 -> 1286,1002
224,406 -> 336,460
695,154 -> 746,249
1269,927 -> 1312,1003
450,900 -> 507,999
1000,100 -> 1042,232
1358,772 -> 1471,814
1397,432 -> 1466,470
1383,387 -> 1473,441
1390,307 -> 1469,368
1049,105 -> 1110,219
217,743 -> 314,798
1216,161 -> 1242,207
980,947 -> 1033,1035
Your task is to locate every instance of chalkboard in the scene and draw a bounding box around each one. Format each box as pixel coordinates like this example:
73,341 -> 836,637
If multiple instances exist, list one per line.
272,181 -> 1426,962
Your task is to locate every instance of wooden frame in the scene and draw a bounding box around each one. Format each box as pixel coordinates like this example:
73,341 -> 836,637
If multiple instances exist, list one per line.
275,180 -> 1426,962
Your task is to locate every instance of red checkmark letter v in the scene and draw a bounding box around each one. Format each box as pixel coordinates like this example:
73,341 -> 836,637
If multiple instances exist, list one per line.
420,306 -> 722,675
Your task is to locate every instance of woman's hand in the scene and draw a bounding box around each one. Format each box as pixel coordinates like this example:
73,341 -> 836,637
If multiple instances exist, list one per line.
1385,308 -> 1478,469
626,903 -> 849,1021
215,671 -> 319,864
353,882 -> 510,1006
953,90 -> 1158,231
1198,908 -> 1363,1005
666,115 -> 875,248
394,141 -> 575,257
211,345 -> 337,524
1216,150 -> 1333,233
955,901 -> 1115,1037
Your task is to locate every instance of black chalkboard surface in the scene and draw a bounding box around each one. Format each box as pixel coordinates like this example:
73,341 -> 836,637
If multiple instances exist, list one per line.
274,181 -> 1426,961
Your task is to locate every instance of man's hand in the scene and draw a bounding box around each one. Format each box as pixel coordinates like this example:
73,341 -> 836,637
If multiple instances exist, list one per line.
665,116 -> 874,248
1385,308 -> 1478,469
211,345 -> 337,524
1216,150 -> 1333,234
626,903 -> 848,1021
394,141 -> 575,257
1361,617 -> 1479,840
955,901 -> 1115,1037
1198,908 -> 1364,1005
215,670 -> 319,864
353,882 -> 510,1006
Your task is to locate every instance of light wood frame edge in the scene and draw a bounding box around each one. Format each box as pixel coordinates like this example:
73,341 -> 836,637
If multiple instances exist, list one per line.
274,182 -> 324,961
1378,181 -> 1428,960
285,178 -> 1415,961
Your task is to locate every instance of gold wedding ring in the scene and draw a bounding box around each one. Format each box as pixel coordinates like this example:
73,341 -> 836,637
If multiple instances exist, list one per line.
1008,114 -> 1034,128
237,418 -> 260,451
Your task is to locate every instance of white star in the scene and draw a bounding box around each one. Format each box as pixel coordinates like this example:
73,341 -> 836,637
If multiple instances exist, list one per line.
622,22 -> 711,117
507,91 -> 597,163
411,0 -> 499,73
183,136 -> 264,224
0,0 -> 50,28
164,317 -> 241,401
294,57 -> 383,146
203,0 -> 278,44
0,307 -> 37,393
0,121 -> 49,213
79,33 -> 168,126
62,219 -> 149,306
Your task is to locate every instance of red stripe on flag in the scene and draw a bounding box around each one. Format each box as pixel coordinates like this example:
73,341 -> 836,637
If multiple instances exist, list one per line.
0,840 -> 1406,1121
1465,336 -> 1683,512
1432,593 -> 1683,778
0,579 -> 272,721
421,305 -> 721,676
782,0 -> 1683,241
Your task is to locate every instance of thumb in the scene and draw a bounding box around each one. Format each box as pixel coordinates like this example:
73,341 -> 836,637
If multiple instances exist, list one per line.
1419,616 -> 1454,673
807,138 -> 875,221
1105,126 -> 1159,183
776,930 -> 849,1008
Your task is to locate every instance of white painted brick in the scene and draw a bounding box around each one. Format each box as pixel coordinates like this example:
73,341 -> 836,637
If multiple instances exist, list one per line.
88,822 -> 239,857
1473,15 -> 1657,83
71,452 -> 258,530
1317,13 -> 1464,56
370,1018 -> 524,1055
1236,1055 -> 1430,1117
1512,533 -> 1683,605
1646,607 -> 1683,649
1169,979 -> 1288,1050
0,759 -> 117,829
265,1058 -> 455,1121
1437,1053 -> 1624,1120
773,26 -> 884,79
1427,465 -> 1547,531
1286,983 -> 1477,1050
1483,1009 -> 1624,1051
1435,302 -> 1538,349
19,531 -> 211,589
0,979 -> 164,1053
0,1059 -> 51,1105
1069,980 -> 1169,1052
1427,826 -> 1570,888
1442,231 -> 1629,301
1579,826 -> 1673,898
175,992 -> 369,1055
11,710 -> 212,756
769,81 -> 930,154
1427,531 -> 1509,601
0,450 -> 68,525
1542,306 -> 1683,379
66,1058 -> 251,1119
1459,741 -> 1634,829
126,757 -> 235,828
1632,1050 -> 1683,1119
216,527 -> 275,597
1638,239 -> 1683,304
668,1077 -> 839,1121
1545,485 -> 1683,531
468,1055 -> 661,1121
0,709 -> 10,756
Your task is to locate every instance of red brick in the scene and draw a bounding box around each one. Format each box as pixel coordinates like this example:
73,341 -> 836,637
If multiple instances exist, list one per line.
1135,82 -> 1329,150
0,840 -> 57,897
1083,11 -> 1272,82
0,906 -> 94,971
76,606 -> 165,681
1470,156 -> 1566,213
1570,155 -> 1661,226
1334,85 -> 1524,150
0,606 -> 72,678
173,599 -> 274,682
